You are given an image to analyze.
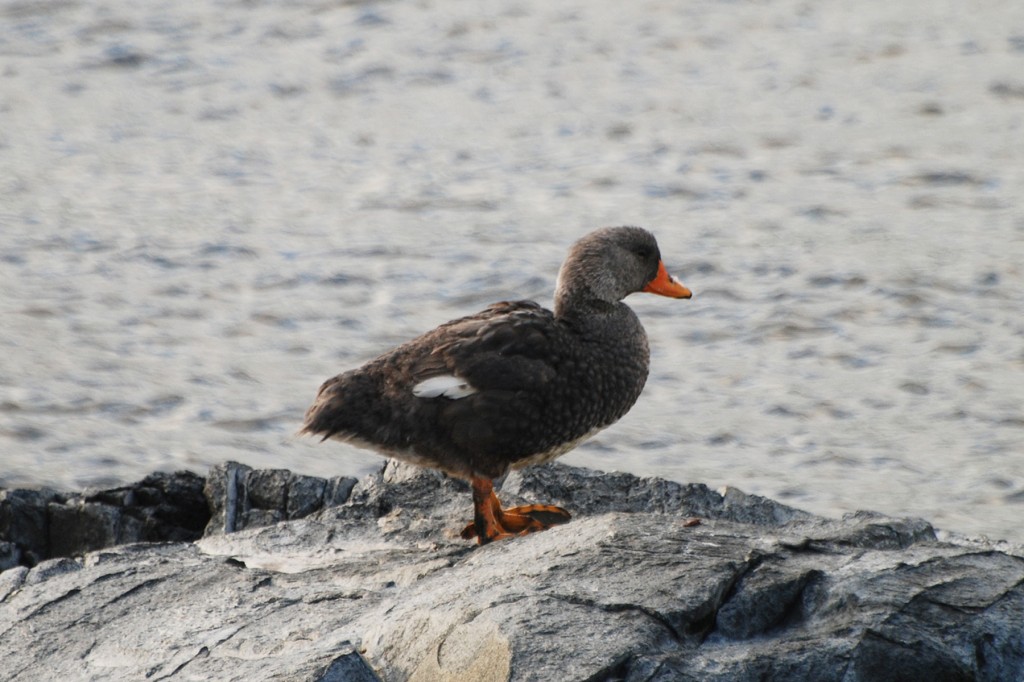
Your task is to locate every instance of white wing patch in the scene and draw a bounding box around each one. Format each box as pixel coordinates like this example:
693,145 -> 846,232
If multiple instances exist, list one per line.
412,375 -> 478,400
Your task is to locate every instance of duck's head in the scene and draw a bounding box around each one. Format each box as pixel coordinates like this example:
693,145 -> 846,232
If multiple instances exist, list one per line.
554,226 -> 691,316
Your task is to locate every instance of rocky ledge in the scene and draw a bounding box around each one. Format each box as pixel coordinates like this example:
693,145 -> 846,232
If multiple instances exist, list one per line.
1,461 -> 1023,681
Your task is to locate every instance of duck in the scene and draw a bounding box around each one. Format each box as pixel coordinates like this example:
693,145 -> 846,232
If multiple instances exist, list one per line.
300,226 -> 692,544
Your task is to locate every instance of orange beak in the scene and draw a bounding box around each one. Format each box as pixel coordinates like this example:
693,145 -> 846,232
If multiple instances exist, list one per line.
642,261 -> 692,299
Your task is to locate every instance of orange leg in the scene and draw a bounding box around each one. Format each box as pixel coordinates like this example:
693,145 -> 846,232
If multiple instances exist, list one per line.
460,476 -> 572,544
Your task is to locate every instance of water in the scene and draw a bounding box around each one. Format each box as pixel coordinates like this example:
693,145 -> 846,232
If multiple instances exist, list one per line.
1,0 -> 1023,543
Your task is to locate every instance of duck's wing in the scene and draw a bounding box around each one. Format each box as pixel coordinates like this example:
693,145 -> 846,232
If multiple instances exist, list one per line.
300,301 -> 567,473
410,300 -> 560,395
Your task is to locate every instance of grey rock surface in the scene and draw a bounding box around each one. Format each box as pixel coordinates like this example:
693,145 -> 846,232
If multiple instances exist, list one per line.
1,461 -> 1023,681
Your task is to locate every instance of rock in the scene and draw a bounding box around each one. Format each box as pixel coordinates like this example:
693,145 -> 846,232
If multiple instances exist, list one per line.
204,461 -> 358,535
325,475 -> 358,507
318,647 -> 384,682
0,565 -> 28,603
245,468 -> 291,511
46,499 -> 137,559
0,472 -> 207,568
23,556 -> 82,586
288,475 -> 329,519
203,460 -> 252,534
0,488 -> 65,566
0,542 -> 21,572
0,465 -> 357,570
1,461 -> 1022,681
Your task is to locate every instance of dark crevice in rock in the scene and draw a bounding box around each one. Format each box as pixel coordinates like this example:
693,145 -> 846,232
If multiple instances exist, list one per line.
779,537 -> 844,554
776,569 -> 826,630
549,593 -> 685,642
305,591 -> 367,605
149,645 -> 211,681
314,647 -> 382,682
712,560 -> 825,640
8,662 -> 35,682
25,586 -> 81,620
580,652 -> 633,682
694,551 -> 770,642
103,576 -> 166,607
151,626 -> 247,681
610,602 -> 687,643
849,628 -> 975,681
251,575 -> 273,591
681,608 -> 716,641
90,568 -> 135,584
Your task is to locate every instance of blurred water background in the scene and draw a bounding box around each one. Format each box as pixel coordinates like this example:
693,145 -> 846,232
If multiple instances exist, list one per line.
2,0 -> 1023,542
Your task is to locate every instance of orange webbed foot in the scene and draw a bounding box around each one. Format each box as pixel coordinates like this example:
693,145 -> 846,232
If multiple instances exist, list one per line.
461,477 -> 572,544
503,503 -> 572,529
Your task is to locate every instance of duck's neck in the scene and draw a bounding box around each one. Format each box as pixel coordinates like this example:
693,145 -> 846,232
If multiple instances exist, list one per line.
554,294 -> 617,320
556,294 -> 647,355
553,270 -> 619,319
